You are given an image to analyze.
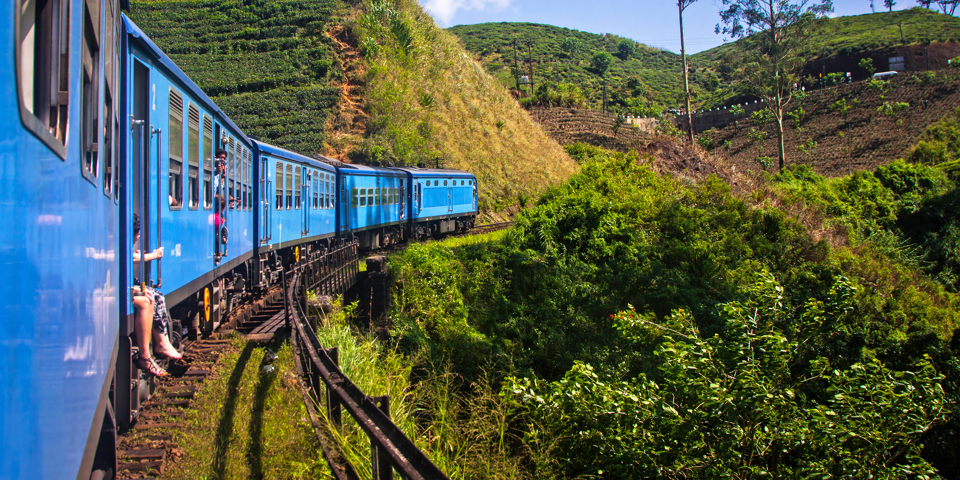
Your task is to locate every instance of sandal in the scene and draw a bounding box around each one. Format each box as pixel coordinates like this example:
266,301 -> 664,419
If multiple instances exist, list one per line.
136,355 -> 168,377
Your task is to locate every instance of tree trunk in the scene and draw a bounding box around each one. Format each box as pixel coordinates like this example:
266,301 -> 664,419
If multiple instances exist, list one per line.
776,114 -> 786,172
680,4 -> 694,143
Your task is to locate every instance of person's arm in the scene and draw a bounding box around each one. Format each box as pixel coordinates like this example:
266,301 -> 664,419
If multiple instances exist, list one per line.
133,247 -> 165,263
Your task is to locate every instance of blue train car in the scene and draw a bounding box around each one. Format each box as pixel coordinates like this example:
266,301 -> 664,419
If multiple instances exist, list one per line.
117,16 -> 256,428
339,164 -> 408,250
1,0 -> 125,478
254,141 -> 338,266
395,168 -> 478,238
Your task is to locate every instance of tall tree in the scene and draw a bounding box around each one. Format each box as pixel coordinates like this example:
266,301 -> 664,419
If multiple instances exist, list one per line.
884,0 -> 896,11
591,51 -> 614,111
717,0 -> 833,172
679,0 -> 699,143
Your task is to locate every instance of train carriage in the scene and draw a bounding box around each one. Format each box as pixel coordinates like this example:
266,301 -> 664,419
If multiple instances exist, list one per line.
1,0 -> 126,478
118,16 -> 257,431
253,141 -> 338,270
339,164 -> 408,250
395,167 -> 478,238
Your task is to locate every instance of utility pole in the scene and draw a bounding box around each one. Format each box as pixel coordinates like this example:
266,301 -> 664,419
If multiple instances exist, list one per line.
512,40 -> 521,92
679,0 -> 697,143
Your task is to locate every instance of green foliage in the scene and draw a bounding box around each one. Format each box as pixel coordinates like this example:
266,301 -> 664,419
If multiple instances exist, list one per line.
590,51 -> 614,76
616,39 -> 635,59
860,57 -> 877,76
526,81 -> 587,108
910,106 -> 960,173
504,273 -> 948,478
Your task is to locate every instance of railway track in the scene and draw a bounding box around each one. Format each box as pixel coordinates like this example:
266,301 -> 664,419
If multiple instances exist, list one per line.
116,337 -> 234,479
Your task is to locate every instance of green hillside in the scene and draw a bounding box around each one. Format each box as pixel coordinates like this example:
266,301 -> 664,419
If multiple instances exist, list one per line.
449,8 -> 960,112
448,22 -> 709,112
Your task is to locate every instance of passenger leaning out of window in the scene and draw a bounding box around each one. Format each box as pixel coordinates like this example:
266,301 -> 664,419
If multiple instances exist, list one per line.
131,214 -> 182,377
213,149 -> 228,245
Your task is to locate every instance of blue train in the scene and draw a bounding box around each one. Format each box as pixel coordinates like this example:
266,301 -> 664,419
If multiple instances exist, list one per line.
0,2 -> 478,478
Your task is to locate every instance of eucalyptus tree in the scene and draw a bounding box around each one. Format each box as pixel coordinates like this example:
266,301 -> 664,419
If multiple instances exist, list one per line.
679,0 -> 699,143
592,51 -> 614,111
717,0 -> 833,172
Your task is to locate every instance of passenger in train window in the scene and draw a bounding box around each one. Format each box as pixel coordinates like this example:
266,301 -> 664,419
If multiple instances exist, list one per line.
214,196 -> 228,245
131,215 -> 182,377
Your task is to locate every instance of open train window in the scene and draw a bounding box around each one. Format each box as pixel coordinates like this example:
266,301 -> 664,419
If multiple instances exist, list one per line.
275,162 -> 283,211
168,88 -> 184,209
246,150 -> 252,211
313,172 -> 319,209
17,0 -> 71,158
202,115 -> 213,209
373,187 -> 380,206
367,188 -> 374,206
285,164 -> 293,209
187,104 -> 200,209
352,188 -> 358,208
359,188 -> 367,207
79,0 -> 100,186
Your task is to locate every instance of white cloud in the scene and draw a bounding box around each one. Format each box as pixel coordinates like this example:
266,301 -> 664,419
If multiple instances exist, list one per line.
421,0 -> 512,25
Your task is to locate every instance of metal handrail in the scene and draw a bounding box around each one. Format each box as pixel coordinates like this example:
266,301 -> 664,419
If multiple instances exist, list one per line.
287,254 -> 448,480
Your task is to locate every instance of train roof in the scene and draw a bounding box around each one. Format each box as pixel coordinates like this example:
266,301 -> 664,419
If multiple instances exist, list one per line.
391,167 -> 475,178
337,163 -> 406,177
252,141 -> 337,171
122,15 -> 250,145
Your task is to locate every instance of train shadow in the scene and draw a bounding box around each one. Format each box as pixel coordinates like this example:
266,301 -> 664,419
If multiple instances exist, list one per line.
247,340 -> 282,479
211,341 -> 256,478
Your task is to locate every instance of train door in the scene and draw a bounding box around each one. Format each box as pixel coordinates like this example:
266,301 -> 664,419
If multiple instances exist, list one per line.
260,156 -> 271,244
213,126 -> 226,261
302,168 -> 310,236
447,180 -> 453,213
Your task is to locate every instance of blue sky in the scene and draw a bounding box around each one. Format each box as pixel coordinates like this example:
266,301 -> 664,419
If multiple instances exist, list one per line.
418,0 -> 920,54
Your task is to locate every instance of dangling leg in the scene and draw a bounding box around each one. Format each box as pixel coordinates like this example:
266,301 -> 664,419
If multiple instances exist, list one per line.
133,295 -> 167,376
151,290 -> 182,360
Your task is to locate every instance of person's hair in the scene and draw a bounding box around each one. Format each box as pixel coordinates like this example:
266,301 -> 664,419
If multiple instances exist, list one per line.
133,213 -> 141,238
215,148 -> 227,158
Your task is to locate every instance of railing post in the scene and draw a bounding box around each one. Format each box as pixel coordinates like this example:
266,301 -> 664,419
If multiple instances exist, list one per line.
326,347 -> 342,430
370,395 -> 393,480
282,269 -> 290,331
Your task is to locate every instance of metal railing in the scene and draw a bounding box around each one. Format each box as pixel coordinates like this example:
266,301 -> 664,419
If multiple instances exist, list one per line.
285,255 -> 448,480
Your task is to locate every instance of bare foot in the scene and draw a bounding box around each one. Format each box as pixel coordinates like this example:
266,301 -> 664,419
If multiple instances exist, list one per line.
153,333 -> 182,360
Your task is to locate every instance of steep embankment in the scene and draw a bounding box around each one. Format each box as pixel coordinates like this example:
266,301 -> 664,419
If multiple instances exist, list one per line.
339,0 -> 577,219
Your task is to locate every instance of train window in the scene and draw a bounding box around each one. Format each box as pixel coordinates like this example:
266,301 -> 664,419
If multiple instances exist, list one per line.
168,89 -> 184,209
294,166 -> 301,210
102,1 -> 118,199
358,188 -> 366,207
373,188 -> 379,206
313,171 -> 319,209
17,0 -> 71,157
275,162 -> 283,211
246,151 -> 252,211
367,188 -> 374,206
202,115 -> 213,209
327,175 -> 333,208
351,188 -> 358,208
229,138 -> 236,210
241,149 -> 248,210
187,104 -> 200,209
285,164 -> 293,209
381,187 -> 387,205
469,180 -> 472,186
80,0 -> 101,186
238,149 -> 244,210
444,180 -> 448,186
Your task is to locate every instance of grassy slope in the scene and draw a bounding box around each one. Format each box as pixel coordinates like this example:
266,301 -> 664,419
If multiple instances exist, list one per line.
449,9 -> 960,111
352,0 -> 577,220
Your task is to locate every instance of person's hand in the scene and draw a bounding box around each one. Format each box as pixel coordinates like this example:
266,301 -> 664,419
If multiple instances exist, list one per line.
153,247 -> 164,258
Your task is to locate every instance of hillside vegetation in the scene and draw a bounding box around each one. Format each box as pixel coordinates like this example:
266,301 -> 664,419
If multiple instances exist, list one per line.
450,9 -> 960,112
130,0 -> 576,218
387,143 -> 960,478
